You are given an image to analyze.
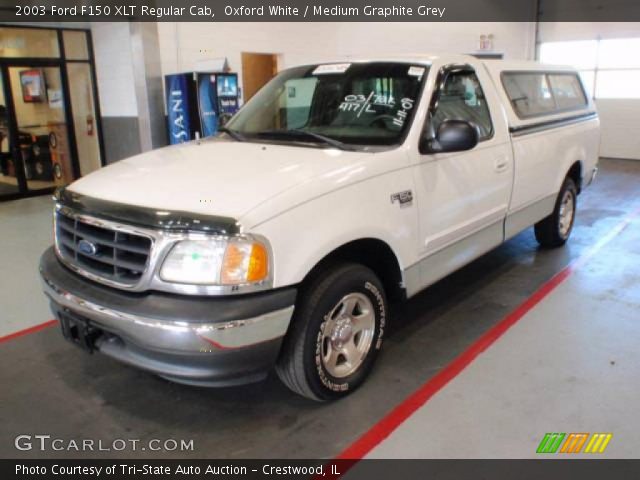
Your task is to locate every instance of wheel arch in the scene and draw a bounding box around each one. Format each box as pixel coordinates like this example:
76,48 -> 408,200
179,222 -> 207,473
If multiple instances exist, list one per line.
299,237 -> 406,304
567,160 -> 583,194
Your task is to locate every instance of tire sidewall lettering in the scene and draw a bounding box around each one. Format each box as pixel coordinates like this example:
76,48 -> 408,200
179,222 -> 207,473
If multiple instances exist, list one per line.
365,281 -> 386,350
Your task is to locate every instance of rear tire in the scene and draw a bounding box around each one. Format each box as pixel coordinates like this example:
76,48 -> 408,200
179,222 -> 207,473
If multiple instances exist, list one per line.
276,263 -> 387,401
535,177 -> 577,248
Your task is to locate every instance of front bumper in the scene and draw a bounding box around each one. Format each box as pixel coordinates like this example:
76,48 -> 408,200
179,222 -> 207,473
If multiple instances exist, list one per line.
39,247 -> 296,386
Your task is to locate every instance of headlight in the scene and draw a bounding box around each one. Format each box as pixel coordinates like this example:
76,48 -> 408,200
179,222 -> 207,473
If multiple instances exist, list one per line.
160,237 -> 269,286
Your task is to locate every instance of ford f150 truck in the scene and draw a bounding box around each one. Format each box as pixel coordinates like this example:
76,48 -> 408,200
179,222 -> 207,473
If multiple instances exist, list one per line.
40,55 -> 599,400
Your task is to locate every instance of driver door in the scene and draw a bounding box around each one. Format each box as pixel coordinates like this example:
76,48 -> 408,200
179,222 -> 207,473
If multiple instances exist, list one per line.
411,64 -> 513,288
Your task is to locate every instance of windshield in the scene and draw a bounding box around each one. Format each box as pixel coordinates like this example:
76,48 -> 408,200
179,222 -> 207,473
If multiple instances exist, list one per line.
225,62 -> 427,148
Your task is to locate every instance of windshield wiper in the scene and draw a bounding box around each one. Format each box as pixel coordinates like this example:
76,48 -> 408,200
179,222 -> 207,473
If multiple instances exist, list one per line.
255,129 -> 355,151
218,126 -> 247,142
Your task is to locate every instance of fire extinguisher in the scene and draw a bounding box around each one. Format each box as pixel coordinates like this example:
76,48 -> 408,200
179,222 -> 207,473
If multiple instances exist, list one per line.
86,114 -> 94,136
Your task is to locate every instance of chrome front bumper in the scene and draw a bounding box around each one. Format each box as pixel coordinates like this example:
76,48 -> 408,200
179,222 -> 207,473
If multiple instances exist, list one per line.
40,247 -> 296,386
42,275 -> 293,352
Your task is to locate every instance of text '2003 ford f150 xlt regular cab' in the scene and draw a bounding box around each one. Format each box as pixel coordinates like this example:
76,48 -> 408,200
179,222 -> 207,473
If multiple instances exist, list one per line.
40,55 -> 599,400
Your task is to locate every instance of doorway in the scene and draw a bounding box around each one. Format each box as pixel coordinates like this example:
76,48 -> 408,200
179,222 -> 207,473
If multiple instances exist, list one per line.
0,73 -> 19,196
241,52 -> 278,102
0,26 -> 104,202
2,65 -> 74,194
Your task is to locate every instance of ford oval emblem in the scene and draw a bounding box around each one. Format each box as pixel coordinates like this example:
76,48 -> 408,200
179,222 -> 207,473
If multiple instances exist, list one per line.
78,239 -> 98,256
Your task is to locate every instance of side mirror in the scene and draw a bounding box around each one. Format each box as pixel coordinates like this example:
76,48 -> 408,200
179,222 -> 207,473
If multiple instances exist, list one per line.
420,119 -> 479,154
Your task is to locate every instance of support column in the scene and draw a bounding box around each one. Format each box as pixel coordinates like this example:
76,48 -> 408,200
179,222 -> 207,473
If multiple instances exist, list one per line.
129,22 -> 167,152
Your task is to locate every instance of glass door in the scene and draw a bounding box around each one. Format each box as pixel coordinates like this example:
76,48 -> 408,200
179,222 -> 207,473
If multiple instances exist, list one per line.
6,65 -> 73,194
0,71 -> 21,198
66,63 -> 101,176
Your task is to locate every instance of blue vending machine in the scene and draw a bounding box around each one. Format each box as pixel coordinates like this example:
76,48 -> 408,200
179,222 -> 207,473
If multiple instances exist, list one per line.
165,72 -> 240,145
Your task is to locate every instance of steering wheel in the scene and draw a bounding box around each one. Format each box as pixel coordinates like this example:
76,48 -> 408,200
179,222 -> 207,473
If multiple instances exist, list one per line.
367,114 -> 397,128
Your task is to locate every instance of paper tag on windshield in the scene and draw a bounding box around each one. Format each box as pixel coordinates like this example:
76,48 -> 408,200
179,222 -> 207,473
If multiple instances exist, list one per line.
313,63 -> 351,75
408,66 -> 426,78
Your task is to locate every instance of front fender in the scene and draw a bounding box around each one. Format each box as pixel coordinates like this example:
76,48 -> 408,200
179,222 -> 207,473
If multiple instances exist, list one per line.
249,167 -> 419,289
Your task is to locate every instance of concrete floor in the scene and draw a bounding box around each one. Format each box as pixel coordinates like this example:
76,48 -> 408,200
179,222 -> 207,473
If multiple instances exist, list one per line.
368,205 -> 640,458
0,195 -> 54,337
0,158 -> 639,459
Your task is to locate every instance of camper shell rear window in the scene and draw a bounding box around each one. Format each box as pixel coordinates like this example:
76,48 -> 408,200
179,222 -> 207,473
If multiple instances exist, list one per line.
501,71 -> 588,119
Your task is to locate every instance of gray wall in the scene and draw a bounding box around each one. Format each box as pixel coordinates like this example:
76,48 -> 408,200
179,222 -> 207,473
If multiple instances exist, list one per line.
101,117 -> 142,164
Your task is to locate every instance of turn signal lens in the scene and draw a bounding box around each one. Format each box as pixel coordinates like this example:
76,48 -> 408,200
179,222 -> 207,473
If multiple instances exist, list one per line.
221,241 -> 269,285
247,243 -> 268,283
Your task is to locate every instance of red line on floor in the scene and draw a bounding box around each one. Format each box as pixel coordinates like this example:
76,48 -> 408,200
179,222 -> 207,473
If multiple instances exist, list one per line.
0,320 -> 57,344
333,207 -> 640,464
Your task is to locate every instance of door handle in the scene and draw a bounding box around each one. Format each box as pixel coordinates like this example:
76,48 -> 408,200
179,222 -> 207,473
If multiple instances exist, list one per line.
495,158 -> 509,173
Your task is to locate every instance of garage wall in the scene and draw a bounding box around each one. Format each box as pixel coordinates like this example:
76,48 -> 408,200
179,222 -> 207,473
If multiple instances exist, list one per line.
596,100 -> 640,160
538,21 -> 640,160
538,22 -> 640,42
157,22 -> 536,99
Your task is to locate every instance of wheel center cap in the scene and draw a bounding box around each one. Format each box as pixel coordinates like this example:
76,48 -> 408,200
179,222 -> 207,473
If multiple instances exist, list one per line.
331,318 -> 353,346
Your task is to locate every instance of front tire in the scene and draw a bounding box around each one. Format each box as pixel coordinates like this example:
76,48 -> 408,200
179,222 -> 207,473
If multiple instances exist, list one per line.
535,177 -> 577,248
276,263 -> 387,401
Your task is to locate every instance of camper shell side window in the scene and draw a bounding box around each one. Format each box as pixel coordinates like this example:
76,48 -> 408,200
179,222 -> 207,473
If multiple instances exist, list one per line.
501,71 -> 588,119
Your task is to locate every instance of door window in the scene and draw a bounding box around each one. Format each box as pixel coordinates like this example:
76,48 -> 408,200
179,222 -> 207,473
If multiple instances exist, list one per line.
432,70 -> 493,140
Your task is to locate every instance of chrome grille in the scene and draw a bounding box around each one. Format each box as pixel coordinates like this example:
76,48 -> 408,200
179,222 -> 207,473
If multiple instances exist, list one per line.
55,210 -> 152,285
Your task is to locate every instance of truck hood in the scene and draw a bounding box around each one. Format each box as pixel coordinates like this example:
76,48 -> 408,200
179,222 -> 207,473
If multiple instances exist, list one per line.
69,139 -> 368,221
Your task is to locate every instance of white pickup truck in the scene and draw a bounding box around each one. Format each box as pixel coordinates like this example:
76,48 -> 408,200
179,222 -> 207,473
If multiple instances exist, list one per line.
40,54 -> 599,400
